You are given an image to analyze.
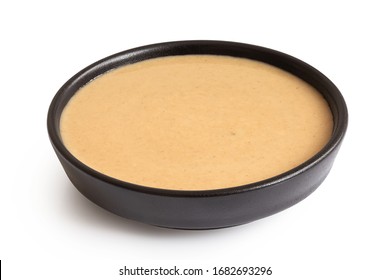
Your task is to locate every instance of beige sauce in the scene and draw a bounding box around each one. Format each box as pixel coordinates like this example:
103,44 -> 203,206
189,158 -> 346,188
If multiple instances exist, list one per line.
60,55 -> 333,190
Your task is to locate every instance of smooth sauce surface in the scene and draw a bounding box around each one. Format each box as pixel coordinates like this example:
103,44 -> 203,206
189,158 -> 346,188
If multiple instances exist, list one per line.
60,55 -> 333,190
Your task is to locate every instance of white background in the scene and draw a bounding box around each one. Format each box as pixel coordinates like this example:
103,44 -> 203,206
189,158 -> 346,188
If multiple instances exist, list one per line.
1,0 -> 389,279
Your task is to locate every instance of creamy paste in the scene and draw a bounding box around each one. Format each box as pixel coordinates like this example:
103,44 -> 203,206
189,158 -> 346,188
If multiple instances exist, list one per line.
60,55 -> 333,190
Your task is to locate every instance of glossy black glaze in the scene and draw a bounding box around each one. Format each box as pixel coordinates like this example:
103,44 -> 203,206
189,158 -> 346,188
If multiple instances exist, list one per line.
47,41 -> 348,229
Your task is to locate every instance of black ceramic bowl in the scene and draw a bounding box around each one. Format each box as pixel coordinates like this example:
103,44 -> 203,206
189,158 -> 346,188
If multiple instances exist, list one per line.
48,41 -> 348,229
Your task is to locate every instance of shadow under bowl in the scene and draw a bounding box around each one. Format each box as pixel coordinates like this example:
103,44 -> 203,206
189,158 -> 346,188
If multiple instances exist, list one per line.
47,40 -> 348,229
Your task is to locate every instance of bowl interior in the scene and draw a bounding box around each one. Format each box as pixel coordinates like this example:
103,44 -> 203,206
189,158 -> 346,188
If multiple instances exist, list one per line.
48,40 -> 348,196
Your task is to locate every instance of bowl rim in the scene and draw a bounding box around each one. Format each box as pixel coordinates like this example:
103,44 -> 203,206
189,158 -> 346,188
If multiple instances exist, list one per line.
47,40 -> 348,198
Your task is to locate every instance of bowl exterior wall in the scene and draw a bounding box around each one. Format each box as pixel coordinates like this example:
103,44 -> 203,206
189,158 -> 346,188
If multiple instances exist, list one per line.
51,142 -> 341,229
